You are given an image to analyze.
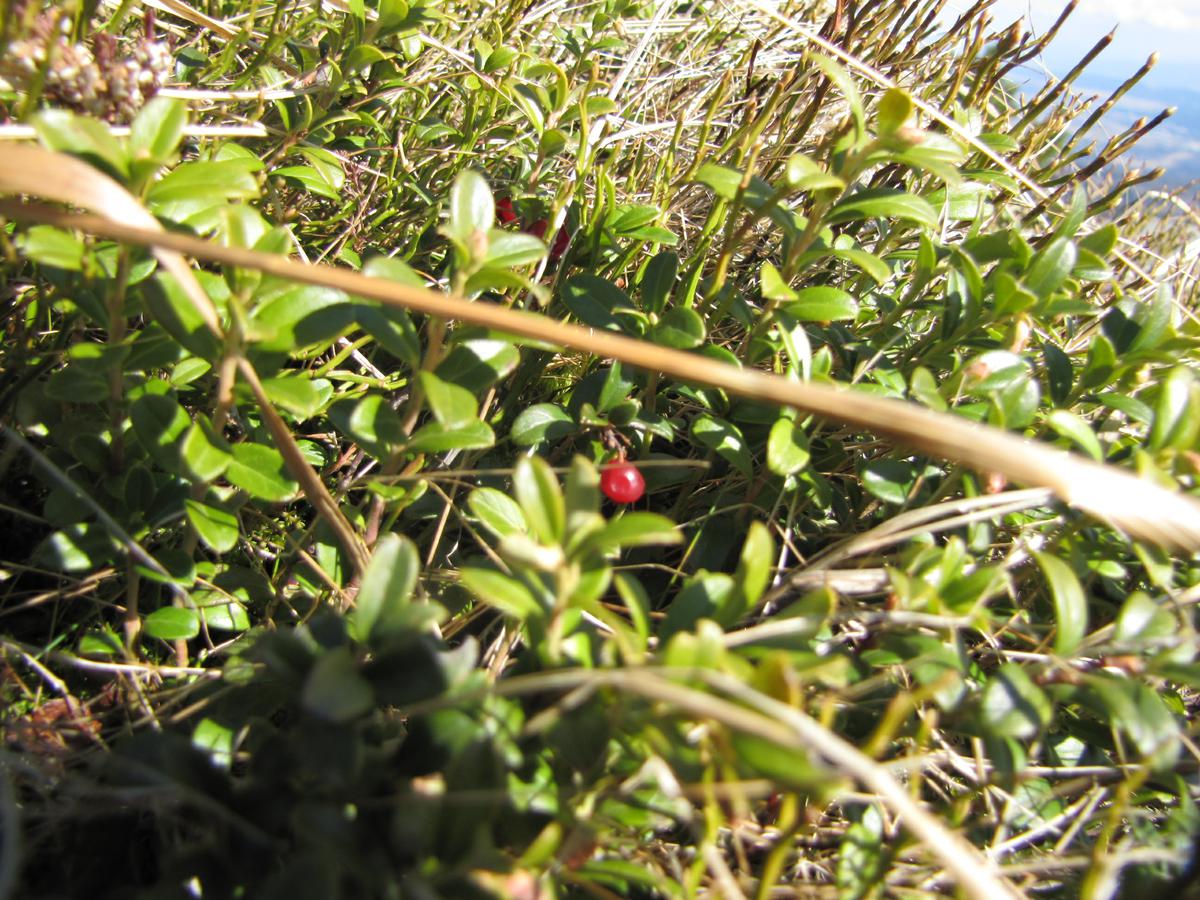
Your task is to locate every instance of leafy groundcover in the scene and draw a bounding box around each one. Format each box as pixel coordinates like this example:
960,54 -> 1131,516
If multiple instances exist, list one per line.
1,0 -> 1199,897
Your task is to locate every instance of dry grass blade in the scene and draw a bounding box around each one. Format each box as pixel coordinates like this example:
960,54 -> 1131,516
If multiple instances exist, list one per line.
135,0 -> 240,40
0,146 -> 368,575
2,191 -> 1197,552
0,145 -> 222,336
424,667 -> 1023,900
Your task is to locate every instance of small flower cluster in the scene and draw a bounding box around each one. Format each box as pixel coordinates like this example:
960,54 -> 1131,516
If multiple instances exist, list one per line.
2,13 -> 172,122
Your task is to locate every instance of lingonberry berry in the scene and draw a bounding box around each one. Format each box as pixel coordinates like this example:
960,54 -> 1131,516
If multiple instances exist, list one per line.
600,462 -> 645,503
496,197 -> 518,226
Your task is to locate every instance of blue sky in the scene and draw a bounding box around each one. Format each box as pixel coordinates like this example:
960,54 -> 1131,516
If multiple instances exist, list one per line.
942,1 -> 1200,187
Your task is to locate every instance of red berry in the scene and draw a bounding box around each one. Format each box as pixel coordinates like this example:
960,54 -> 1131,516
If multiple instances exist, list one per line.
550,225 -> 570,260
496,197 -> 518,225
601,462 -> 645,503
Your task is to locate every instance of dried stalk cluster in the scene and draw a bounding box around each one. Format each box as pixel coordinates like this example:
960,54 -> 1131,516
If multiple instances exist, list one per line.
1,12 -> 171,122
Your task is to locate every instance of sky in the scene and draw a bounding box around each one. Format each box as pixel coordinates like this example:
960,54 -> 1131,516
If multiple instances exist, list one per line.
942,0 -> 1200,187
980,0 -> 1200,89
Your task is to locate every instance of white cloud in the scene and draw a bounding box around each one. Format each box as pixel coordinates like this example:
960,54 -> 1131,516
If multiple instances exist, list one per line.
967,0 -> 1200,33
1076,0 -> 1200,31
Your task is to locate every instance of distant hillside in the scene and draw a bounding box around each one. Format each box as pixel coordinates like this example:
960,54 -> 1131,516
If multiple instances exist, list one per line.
1075,79 -> 1200,191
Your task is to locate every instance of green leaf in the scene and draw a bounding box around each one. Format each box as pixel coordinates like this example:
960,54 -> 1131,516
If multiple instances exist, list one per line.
1149,366 -> 1200,452
418,371 -> 478,427
33,109 -> 128,178
775,309 -> 812,381
932,181 -> 992,221
1025,237 -> 1077,300
511,403 -> 575,446
143,607 -> 200,641
149,159 -> 260,205
140,552 -> 198,590
36,524 -> 118,572
760,261 -> 797,302
910,366 -> 946,412
79,628 -> 123,658
18,226 -> 85,270
981,663 -> 1051,740
1033,550 -> 1087,656
357,259 -> 424,364
225,442 -> 298,502
837,805 -> 887,900
579,513 -> 681,556
1114,592 -> 1176,646
513,455 -> 565,545
484,230 -> 546,268
828,189 -> 937,228
129,97 -> 187,166
351,533 -> 419,642
1042,342 -> 1073,405
273,164 -> 341,200
195,591 -> 250,632
597,361 -> 635,413
784,153 -> 844,192
1072,248 -> 1112,282
561,274 -> 636,331
640,251 -> 678,314
45,365 -> 107,404
260,375 -> 332,419
992,271 -> 1037,316
1079,223 -> 1119,257
404,419 -> 495,453
782,286 -> 858,322
650,307 -> 705,349
999,379 -> 1036,424
302,647 -> 374,723
614,573 -> 651,643
732,731 -> 821,789
131,394 -> 191,472
345,41 -> 386,70
250,284 -> 352,355
564,455 -> 602,532
1080,334 -> 1117,390
809,52 -> 865,137
734,521 -> 774,608
691,163 -> 775,209
483,45 -> 518,70
362,254 -> 425,288
435,339 -> 521,392
767,415 -> 810,475
181,417 -> 233,482
1128,284 -> 1174,354
1084,674 -> 1181,770
329,395 -> 406,458
460,567 -> 541,619
447,169 -> 493,242
1098,391 -> 1153,425
1045,410 -> 1102,461
170,357 -> 211,387
659,572 -> 738,638
963,350 -> 1029,394
861,459 -> 918,505
184,499 -> 239,552
355,304 -> 421,368
690,415 -> 753,477
141,272 -> 222,360
468,487 -> 528,539
796,247 -> 891,285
